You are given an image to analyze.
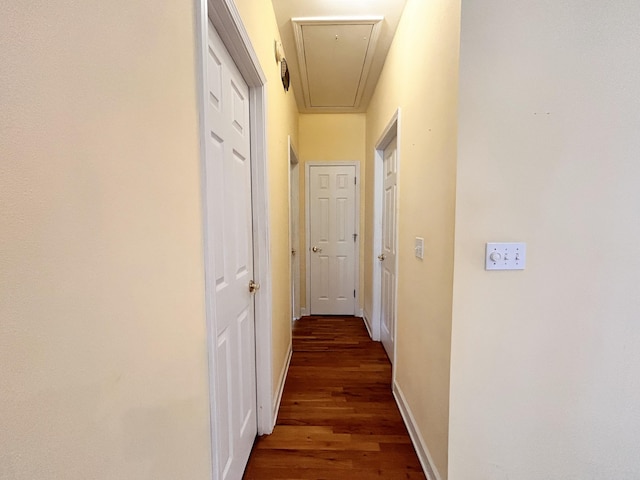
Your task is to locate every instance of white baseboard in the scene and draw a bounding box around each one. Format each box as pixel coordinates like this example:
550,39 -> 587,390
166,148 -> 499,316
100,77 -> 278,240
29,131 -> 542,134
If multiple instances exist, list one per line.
393,381 -> 442,480
362,310 -> 373,338
271,341 -> 293,429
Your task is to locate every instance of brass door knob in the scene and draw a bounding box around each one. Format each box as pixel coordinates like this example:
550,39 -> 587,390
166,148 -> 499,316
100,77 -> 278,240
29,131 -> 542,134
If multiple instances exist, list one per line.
311,246 -> 322,253
249,280 -> 260,293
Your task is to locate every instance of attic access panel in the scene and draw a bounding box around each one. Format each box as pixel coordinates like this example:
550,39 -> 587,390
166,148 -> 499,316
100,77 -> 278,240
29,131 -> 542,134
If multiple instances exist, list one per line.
292,17 -> 383,109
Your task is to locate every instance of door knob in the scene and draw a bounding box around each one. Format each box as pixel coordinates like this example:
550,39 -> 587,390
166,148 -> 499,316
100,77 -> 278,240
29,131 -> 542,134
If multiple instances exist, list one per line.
378,253 -> 386,261
249,280 -> 260,293
291,249 -> 296,256
311,246 -> 322,253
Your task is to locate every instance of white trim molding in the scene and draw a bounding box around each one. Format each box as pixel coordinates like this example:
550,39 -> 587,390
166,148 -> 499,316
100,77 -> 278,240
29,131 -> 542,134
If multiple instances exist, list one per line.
362,308 -> 373,338
393,381 -> 442,480
206,0 -> 266,87
272,341 -> 293,428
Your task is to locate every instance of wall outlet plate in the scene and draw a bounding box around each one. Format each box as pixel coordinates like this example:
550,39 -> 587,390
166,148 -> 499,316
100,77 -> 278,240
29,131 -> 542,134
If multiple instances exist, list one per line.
485,242 -> 526,270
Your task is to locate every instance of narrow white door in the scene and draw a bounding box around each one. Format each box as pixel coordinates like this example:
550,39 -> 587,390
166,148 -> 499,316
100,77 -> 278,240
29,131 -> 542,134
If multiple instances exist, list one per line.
204,20 -> 256,480
380,138 -> 398,361
290,156 -> 301,320
308,165 -> 357,315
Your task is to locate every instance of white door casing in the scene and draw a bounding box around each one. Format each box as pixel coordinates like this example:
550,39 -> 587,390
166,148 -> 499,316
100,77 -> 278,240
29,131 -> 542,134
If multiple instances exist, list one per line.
204,19 -> 256,480
380,137 -> 398,361
289,138 -> 301,321
370,109 -> 399,356
306,163 -> 359,315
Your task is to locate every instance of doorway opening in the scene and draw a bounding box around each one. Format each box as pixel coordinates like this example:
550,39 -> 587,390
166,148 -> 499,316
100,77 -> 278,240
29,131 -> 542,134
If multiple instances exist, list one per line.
197,1 -> 274,478
289,137 -> 301,321
372,109 -> 400,368
305,162 -> 361,316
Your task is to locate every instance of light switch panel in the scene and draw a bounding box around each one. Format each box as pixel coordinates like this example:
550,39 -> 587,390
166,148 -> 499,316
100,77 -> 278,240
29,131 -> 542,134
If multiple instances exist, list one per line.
485,242 -> 526,270
415,237 -> 424,259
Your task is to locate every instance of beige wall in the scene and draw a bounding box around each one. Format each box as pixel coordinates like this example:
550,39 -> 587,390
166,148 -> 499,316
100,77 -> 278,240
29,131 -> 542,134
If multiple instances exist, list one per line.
364,0 -> 461,477
0,1 -> 211,478
450,1 -> 640,478
233,0 -> 299,398
298,114 -> 366,312
0,0 -> 299,477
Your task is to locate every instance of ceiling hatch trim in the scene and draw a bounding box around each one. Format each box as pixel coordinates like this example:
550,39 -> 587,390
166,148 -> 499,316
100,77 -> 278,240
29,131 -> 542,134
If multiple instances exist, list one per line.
292,16 -> 384,110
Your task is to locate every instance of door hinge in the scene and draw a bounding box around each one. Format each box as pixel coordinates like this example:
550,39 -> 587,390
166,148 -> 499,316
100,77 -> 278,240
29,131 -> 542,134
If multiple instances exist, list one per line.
353,233 -> 358,242
354,289 -> 356,298
354,177 -> 357,185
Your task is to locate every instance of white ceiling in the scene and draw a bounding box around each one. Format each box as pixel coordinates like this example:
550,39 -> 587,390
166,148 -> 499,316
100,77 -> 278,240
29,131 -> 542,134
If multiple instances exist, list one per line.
271,0 -> 408,113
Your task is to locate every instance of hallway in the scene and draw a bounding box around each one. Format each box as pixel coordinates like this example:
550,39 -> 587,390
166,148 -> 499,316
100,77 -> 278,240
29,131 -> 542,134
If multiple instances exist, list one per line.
243,316 -> 425,479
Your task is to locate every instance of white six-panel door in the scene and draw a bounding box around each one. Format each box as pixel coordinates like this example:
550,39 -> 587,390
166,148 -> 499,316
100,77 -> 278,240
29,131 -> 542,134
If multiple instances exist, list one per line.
308,165 -> 357,315
204,20 -> 257,480
380,138 -> 398,361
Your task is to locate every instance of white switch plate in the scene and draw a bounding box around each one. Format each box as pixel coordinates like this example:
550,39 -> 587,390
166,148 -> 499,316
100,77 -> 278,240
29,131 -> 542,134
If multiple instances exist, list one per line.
415,237 -> 424,259
485,242 -> 526,270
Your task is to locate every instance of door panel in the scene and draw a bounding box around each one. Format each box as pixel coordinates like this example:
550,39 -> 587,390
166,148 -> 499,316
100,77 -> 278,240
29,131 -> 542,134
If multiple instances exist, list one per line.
205,20 -> 256,480
380,138 -> 398,361
216,329 -> 232,474
309,165 -> 356,315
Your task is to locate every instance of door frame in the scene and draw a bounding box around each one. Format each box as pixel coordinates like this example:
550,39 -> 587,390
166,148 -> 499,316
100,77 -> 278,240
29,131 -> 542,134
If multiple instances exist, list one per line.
196,0 -> 274,475
305,161 -> 361,316
288,137 -> 301,321
372,110 -> 400,368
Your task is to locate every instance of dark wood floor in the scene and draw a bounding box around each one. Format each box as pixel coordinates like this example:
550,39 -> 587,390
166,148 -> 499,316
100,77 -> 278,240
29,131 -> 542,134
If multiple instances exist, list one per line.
243,316 -> 425,479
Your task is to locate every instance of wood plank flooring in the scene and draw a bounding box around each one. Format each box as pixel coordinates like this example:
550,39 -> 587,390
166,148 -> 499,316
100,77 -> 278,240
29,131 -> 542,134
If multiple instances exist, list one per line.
243,316 -> 425,479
